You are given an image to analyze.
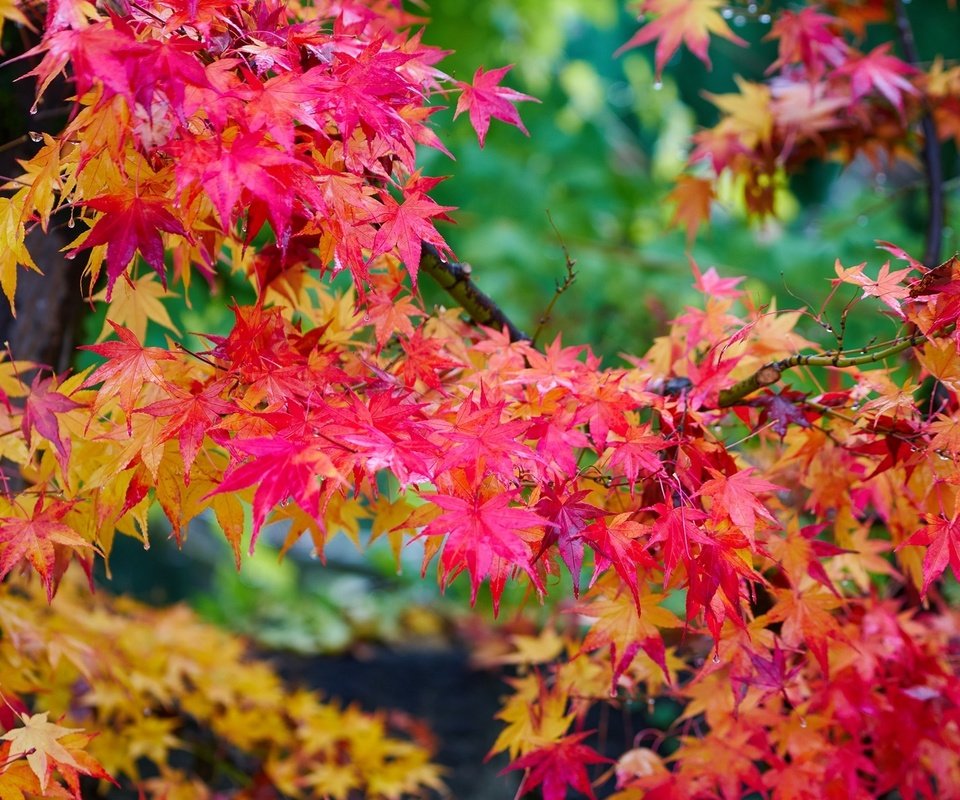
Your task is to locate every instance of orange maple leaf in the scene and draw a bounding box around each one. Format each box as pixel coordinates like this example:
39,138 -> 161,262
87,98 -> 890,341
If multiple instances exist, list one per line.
617,0 -> 746,77
667,176 -> 714,244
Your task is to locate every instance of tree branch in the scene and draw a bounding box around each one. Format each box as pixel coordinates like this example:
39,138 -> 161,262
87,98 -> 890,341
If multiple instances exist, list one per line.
420,242 -> 531,343
893,0 -> 945,267
717,330 -> 932,407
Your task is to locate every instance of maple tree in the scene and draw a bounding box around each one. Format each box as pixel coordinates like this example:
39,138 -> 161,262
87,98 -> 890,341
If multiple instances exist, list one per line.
0,0 -> 959,798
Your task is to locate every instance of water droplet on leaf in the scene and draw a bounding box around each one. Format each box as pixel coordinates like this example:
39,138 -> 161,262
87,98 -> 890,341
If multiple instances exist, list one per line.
799,717 -> 807,728
653,81 -> 663,91
28,131 -> 42,143
712,652 -> 721,663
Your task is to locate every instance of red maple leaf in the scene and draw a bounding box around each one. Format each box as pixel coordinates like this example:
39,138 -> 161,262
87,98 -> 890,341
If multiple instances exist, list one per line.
210,435 -> 344,550
370,189 -> 454,282
834,259 -> 913,317
644,502 -> 710,585
766,7 -> 849,78
435,397 -> 535,478
423,482 -> 548,609
398,327 -> 461,391
0,499 -> 92,601
21,373 -> 83,475
505,732 -> 611,800
583,513 -> 656,609
901,512 -> 960,597
699,468 -> 781,547
534,485 -> 603,595
454,65 -> 538,148
80,322 -> 177,430
138,381 -> 235,480
74,193 -> 188,300
175,132 -> 316,241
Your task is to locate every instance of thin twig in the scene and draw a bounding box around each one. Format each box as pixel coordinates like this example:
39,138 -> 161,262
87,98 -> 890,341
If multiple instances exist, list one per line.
893,0 -> 945,267
419,242 -> 530,343
531,212 -> 577,347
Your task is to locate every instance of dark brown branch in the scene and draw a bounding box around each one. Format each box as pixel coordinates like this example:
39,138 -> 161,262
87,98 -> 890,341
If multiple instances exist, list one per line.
893,0 -> 945,267
420,242 -> 530,343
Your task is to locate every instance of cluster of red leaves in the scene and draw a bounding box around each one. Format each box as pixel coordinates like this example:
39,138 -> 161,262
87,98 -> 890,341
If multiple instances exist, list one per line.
1,0 -> 960,799
4,0 -> 535,305
622,2 -> 960,230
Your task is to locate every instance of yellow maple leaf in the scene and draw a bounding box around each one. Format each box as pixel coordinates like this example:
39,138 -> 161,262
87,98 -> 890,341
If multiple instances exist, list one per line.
93,272 -> 180,343
0,191 -> 40,312
706,77 -> 774,151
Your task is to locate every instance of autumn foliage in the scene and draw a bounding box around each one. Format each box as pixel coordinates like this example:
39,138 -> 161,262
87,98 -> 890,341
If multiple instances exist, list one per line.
1,0 -> 960,798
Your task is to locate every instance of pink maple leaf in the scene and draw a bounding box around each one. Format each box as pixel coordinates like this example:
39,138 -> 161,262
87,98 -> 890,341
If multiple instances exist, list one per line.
454,65 -> 538,148
836,44 -> 919,116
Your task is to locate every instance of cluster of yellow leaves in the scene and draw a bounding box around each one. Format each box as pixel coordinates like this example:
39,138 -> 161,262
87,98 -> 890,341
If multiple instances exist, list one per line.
0,576 -> 443,799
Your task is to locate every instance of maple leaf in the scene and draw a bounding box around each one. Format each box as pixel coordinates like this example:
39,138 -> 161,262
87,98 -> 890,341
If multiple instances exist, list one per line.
731,640 -> 803,712
454,65 -> 539,148
0,499 -> 92,602
0,712 -> 80,791
0,191 -> 40,310
175,132 -> 315,242
370,190 -> 454,282
643,502 -> 710,585
79,321 -> 177,429
138,381 -> 235,479
698,468 -> 781,547
901,512 -> 960,597
92,271 -> 180,344
605,427 -> 667,486
752,389 -> 812,437
667,175 -> 714,244
836,44 -> 919,116
582,513 -> 656,609
834,258 -> 912,317
435,397 -> 534,478
21,372 -> 83,475
73,193 -> 188,300
579,583 -> 682,691
423,482 -> 549,609
534,485 -> 603,595
692,261 -> 744,298
764,587 -> 844,673
210,435 -> 344,550
505,732 -> 611,800
766,7 -> 848,78
617,0 -> 747,77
